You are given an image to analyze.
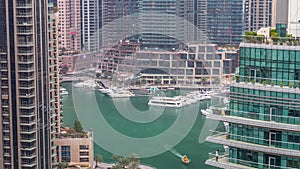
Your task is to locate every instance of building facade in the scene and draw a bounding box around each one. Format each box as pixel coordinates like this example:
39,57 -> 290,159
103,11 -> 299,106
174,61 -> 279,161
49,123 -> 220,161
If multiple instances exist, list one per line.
54,130 -> 94,168
81,0 -> 99,52
205,42 -> 300,168
58,0 -> 81,52
101,0 -> 139,47
244,0 -> 277,32
0,1 -> 58,168
207,0 -> 245,45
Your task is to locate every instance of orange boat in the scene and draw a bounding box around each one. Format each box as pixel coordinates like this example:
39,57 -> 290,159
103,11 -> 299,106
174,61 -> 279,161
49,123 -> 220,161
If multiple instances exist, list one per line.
181,155 -> 190,164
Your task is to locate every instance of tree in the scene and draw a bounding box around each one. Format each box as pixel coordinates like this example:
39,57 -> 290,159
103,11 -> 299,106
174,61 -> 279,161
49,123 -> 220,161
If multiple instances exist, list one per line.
56,162 -> 68,169
61,64 -> 69,74
112,154 -> 140,169
74,120 -> 83,133
94,154 -> 103,168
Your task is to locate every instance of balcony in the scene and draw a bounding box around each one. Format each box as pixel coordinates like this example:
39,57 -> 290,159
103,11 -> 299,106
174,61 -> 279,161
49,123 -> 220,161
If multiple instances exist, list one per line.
205,152 -> 292,169
21,161 -> 37,168
19,83 -> 34,89
20,111 -> 35,117
16,21 -> 33,26
19,75 -> 34,81
16,2 -> 32,8
16,12 -> 33,17
207,107 -> 300,132
18,50 -> 33,55
20,128 -> 36,134
20,120 -> 36,126
21,153 -> 36,159
18,58 -> 34,63
20,137 -> 36,142
17,29 -> 33,35
234,75 -> 300,94
18,66 -> 34,72
21,145 -> 36,151
20,103 -> 35,109
206,131 -> 300,158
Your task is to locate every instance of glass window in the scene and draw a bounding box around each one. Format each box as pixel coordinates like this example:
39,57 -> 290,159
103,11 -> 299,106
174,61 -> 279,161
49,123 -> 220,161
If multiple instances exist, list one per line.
61,146 -> 71,162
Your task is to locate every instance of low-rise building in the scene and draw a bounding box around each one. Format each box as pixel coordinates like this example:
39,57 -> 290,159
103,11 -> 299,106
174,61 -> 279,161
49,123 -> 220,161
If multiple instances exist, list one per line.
54,130 -> 94,168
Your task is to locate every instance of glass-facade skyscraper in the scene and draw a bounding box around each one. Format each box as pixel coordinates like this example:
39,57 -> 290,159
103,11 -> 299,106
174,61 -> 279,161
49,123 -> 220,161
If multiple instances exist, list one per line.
206,42 -> 300,168
207,0 -> 245,45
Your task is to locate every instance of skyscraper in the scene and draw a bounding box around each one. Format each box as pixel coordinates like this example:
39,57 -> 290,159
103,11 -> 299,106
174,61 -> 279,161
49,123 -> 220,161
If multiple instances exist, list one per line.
205,39 -> 300,168
244,0 -> 277,31
101,0 -> 139,47
138,0 -> 181,50
81,0 -> 99,52
0,0 -> 57,168
58,0 -> 81,52
207,0 -> 245,45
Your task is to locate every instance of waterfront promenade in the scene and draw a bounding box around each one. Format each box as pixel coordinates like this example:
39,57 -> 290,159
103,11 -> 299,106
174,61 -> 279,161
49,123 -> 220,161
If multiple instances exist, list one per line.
94,162 -> 156,169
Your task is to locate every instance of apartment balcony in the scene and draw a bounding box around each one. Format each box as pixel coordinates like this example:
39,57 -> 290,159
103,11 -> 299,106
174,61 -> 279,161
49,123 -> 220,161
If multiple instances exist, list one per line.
16,3 -> 32,8
16,12 -> 33,17
206,131 -> 300,158
20,128 -> 36,134
18,57 -> 34,64
20,120 -> 36,126
19,75 -> 34,81
18,49 -> 34,55
19,83 -> 35,89
21,161 -> 37,168
4,153 -> 11,157
205,152 -> 289,169
16,21 -> 33,26
20,136 -> 36,142
18,66 -> 34,73
207,107 -> 300,132
21,153 -> 36,159
17,29 -> 33,35
21,145 -> 36,151
20,111 -> 35,117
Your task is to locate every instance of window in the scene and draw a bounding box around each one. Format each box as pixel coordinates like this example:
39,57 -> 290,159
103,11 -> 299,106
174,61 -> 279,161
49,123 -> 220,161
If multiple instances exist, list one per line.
80,158 -> 89,162
80,152 -> 89,156
80,145 -> 89,150
61,146 -> 70,162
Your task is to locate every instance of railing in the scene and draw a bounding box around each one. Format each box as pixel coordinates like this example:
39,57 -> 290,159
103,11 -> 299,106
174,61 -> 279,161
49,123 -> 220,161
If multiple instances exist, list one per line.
210,130 -> 300,151
211,106 -> 300,125
16,3 -> 32,7
241,35 -> 300,46
207,151 -> 297,169
234,75 -> 300,89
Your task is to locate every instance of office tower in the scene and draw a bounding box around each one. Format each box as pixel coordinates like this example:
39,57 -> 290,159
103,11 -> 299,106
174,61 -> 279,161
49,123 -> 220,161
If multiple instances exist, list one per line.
81,0 -> 99,52
207,0 -> 245,45
101,0 -> 139,47
205,39 -> 300,168
138,0 -> 182,50
0,0 -> 57,168
58,0 -> 81,52
244,0 -> 277,31
181,0 -> 207,43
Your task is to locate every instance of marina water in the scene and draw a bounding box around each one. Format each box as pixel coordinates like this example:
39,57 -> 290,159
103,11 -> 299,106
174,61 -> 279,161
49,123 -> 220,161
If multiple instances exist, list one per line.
61,82 -> 222,169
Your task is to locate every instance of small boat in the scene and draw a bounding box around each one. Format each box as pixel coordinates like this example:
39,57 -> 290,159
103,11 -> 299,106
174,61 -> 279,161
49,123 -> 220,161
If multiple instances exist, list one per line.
201,108 -> 211,116
181,155 -> 190,164
60,87 -> 69,95
108,90 -> 135,98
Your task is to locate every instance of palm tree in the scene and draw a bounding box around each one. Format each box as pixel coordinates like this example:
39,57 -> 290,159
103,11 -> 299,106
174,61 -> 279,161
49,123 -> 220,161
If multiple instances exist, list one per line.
94,154 -> 103,168
112,154 -> 140,169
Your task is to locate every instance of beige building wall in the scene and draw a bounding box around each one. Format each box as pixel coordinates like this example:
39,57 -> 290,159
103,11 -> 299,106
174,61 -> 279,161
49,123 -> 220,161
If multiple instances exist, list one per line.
54,133 -> 94,168
58,0 -> 81,52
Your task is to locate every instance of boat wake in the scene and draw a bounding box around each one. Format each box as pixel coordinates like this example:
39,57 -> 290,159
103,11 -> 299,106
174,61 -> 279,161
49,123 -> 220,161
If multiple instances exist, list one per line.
164,145 -> 183,158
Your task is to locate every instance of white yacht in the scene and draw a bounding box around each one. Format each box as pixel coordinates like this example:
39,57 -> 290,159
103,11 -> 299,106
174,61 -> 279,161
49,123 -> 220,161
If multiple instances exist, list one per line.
148,96 -> 183,108
201,108 -> 211,116
99,88 -> 113,94
108,90 -> 135,98
60,87 -> 69,95
73,79 -> 97,89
